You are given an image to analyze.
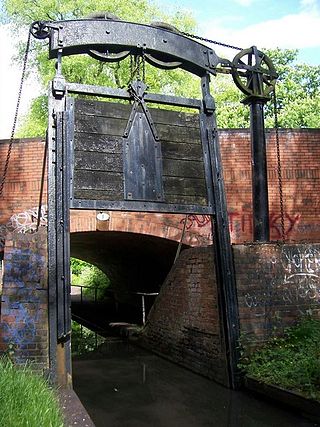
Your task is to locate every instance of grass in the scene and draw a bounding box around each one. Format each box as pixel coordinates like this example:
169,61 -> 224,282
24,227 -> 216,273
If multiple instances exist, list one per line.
239,317 -> 320,401
0,357 -> 64,427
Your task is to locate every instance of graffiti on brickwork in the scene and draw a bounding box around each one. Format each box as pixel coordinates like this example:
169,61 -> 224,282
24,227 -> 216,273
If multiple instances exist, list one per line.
180,211 -> 301,240
1,249 -> 45,359
2,300 -> 40,361
4,249 -> 46,286
7,205 -> 48,233
229,211 -> 301,239
180,215 -> 211,230
0,205 -> 48,251
270,212 -> 301,238
244,246 -> 320,310
281,246 -> 320,304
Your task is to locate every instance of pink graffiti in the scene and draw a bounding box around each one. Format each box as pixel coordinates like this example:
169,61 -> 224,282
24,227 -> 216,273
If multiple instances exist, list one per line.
180,215 -> 211,230
180,211 -> 301,238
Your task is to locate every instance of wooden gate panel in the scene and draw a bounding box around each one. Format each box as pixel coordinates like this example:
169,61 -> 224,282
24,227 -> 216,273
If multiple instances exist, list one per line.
71,99 -> 209,211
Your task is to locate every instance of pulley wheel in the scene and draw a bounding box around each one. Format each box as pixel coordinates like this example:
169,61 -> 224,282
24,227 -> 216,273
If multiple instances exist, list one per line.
144,21 -> 182,70
231,46 -> 277,98
87,12 -> 130,62
30,21 -> 51,39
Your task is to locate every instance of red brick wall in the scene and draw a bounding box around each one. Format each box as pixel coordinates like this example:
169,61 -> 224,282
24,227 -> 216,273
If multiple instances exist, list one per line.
142,242 -> 320,383
141,246 -> 229,386
0,138 -> 47,224
0,130 -> 319,244
220,129 -> 320,242
0,229 -> 49,370
234,242 -> 320,344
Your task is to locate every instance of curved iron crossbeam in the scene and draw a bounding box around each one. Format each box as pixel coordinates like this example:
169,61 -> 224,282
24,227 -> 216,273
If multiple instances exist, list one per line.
32,18 -> 227,77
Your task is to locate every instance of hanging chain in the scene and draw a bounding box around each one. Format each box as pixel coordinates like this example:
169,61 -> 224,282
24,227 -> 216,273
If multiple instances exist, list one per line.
129,53 -> 146,82
180,30 -> 243,51
273,87 -> 285,242
0,29 -> 32,197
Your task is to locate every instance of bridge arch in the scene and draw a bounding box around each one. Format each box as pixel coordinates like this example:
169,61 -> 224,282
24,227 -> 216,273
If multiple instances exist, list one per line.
70,229 -> 189,298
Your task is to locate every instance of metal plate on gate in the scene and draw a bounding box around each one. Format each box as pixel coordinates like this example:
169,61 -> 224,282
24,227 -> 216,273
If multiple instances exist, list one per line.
67,97 -> 214,214
124,110 -> 164,202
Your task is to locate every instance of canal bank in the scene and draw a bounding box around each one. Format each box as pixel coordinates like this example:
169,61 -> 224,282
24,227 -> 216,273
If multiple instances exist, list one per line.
72,342 -> 317,427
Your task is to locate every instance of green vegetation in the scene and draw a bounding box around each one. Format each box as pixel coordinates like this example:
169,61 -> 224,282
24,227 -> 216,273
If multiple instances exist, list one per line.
212,48 -> 320,129
3,0 -> 320,136
71,257 -> 110,300
2,0 -> 198,137
239,318 -> 320,401
0,357 -> 64,427
71,321 -> 105,356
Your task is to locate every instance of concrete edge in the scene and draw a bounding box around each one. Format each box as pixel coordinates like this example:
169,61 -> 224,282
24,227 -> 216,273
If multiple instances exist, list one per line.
58,388 -> 95,427
244,376 -> 320,424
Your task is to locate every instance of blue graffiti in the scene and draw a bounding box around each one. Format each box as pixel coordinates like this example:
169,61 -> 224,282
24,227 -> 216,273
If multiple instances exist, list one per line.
1,248 -> 46,361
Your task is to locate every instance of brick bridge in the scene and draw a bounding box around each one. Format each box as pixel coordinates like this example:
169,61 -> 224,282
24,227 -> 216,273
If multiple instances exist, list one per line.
1,129 -> 320,246
1,130 -> 320,298
0,129 -> 320,386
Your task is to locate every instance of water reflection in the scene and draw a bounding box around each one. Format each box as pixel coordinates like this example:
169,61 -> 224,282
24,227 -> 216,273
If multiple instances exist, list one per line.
73,342 -> 317,427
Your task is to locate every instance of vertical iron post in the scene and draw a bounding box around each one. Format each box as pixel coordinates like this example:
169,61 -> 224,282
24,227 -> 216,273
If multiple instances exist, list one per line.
246,98 -> 270,241
201,74 -> 240,389
231,46 -> 277,242
47,46 -> 72,387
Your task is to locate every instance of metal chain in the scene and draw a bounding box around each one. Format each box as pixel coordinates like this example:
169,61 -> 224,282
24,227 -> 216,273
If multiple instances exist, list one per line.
0,29 -> 32,197
128,53 -> 146,85
180,30 -> 243,51
273,87 -> 285,242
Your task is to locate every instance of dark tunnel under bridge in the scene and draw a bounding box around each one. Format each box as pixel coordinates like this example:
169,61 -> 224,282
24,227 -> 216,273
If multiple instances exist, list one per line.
70,231 -> 189,330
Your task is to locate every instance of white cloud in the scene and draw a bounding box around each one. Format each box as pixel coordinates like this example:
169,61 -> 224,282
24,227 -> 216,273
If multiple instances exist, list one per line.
203,4 -> 320,57
234,0 -> 255,6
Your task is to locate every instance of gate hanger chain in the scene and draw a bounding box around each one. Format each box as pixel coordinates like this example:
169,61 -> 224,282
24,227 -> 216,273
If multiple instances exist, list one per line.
272,88 -> 285,242
0,29 -> 31,198
124,81 -> 159,141
179,30 -> 243,52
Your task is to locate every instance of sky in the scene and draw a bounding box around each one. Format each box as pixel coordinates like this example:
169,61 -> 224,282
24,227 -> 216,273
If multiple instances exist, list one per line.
0,0 -> 319,139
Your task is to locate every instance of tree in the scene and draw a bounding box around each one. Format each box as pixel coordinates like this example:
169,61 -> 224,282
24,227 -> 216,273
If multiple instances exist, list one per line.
3,1 -> 320,134
3,0 -> 199,137
211,48 -> 320,129
264,48 -> 320,128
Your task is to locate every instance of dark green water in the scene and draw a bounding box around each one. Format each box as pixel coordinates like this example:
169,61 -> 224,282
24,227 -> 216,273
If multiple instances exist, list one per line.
72,342 -> 318,427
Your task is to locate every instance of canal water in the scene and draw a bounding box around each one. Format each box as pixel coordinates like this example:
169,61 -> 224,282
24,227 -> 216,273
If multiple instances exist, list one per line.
72,341 -> 318,427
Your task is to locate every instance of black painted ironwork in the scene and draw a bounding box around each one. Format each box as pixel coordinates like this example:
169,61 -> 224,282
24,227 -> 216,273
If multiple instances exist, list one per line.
32,18 -> 225,76
248,101 -> 270,241
200,74 -> 240,388
123,81 -> 164,202
47,51 -> 72,383
232,46 -> 277,242
31,17 -> 277,388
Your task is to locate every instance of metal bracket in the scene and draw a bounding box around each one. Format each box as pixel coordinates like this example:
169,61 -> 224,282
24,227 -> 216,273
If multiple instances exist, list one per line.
203,93 -> 216,115
124,80 -> 159,140
52,75 -> 66,98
